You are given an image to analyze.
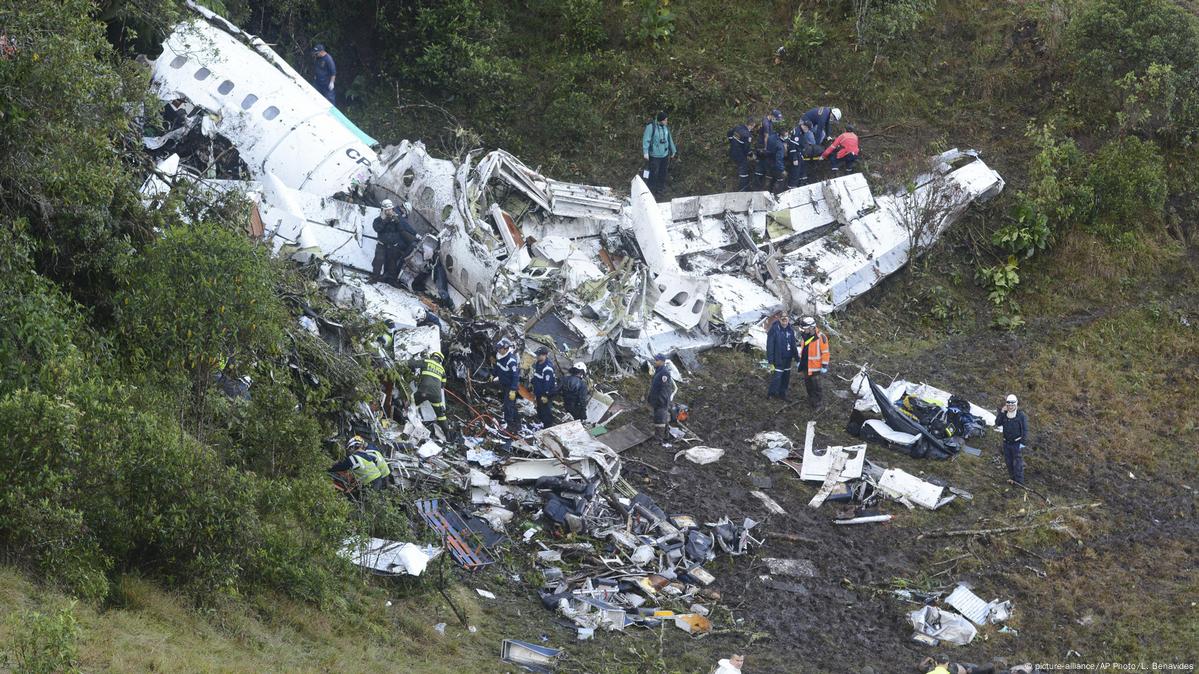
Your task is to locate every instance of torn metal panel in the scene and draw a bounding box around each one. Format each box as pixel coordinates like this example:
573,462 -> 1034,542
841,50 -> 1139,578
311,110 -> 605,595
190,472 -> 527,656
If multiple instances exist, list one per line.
706,274 -> 781,330
628,177 -> 680,275
501,639 -> 562,671
597,424 -> 652,453
442,227 -> 502,304
945,585 -> 998,626
821,173 -> 875,225
861,419 -> 919,447
652,272 -> 709,329
799,443 -> 867,482
877,468 -> 951,510
151,6 -> 376,195
769,183 -> 836,237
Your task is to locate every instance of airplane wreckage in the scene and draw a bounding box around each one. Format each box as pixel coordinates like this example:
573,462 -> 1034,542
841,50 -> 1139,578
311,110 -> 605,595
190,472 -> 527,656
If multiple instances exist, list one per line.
138,3 -> 1014,653
143,3 -> 1005,369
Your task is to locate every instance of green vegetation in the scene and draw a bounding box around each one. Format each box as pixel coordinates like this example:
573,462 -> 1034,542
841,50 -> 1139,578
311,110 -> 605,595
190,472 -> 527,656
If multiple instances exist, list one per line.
1,0 -> 1197,669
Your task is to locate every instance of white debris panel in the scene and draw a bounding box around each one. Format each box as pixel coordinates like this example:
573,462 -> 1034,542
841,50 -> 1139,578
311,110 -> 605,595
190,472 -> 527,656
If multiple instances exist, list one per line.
147,4 -> 1005,368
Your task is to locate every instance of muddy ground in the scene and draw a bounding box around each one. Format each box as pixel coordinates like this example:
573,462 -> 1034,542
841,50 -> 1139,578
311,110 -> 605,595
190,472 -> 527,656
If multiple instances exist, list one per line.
449,257 -> 1199,674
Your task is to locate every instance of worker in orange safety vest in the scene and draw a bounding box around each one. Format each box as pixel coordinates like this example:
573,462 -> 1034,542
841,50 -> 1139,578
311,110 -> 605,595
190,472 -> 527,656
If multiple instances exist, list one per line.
798,316 -> 830,408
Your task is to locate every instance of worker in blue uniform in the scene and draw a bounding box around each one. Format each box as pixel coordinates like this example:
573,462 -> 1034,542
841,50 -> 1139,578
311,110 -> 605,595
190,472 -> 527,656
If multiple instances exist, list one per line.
766,314 -> 799,399
493,339 -> 521,444
531,346 -> 558,428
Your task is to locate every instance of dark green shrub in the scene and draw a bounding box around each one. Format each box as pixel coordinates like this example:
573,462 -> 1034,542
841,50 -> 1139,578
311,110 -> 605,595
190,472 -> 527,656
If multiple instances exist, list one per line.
1085,137 -> 1166,242
1065,0 -> 1199,140
115,222 -> 285,396
0,390 -> 111,601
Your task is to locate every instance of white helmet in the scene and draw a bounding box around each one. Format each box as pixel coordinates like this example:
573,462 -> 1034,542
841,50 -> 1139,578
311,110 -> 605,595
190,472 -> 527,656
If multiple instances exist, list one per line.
1005,394 -> 1018,405
800,316 -> 817,328
573,361 -> 587,373
831,107 -> 842,122
380,199 -> 395,210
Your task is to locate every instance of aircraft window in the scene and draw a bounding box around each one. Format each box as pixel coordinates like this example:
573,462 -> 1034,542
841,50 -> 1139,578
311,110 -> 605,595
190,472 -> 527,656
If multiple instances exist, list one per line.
194,67 -> 211,80
217,80 -> 235,95
262,106 -> 280,120
240,94 -> 258,110
169,55 -> 188,69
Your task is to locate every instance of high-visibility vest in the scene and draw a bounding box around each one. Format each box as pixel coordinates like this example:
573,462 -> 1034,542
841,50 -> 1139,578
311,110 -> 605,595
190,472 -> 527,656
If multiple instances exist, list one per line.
349,449 -> 389,484
802,329 -> 830,375
420,358 -> 446,384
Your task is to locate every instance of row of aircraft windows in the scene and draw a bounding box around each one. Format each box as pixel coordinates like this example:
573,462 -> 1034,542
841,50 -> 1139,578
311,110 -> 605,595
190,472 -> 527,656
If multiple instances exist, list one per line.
167,54 -> 279,120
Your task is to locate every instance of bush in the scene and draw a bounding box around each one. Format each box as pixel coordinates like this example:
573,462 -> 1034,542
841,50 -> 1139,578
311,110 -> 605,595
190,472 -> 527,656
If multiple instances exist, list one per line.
784,9 -> 828,60
627,0 -> 676,46
2,603 -> 82,674
1085,137 -> 1166,242
115,222 -> 285,397
854,0 -> 935,55
560,0 -> 608,52
1065,0 -> 1199,140
0,0 -> 150,296
0,225 -> 89,397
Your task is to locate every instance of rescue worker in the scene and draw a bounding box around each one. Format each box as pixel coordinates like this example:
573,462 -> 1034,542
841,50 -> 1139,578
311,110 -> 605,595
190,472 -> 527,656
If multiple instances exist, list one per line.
784,126 -> 807,189
310,44 -> 337,105
407,351 -> 448,436
758,108 -> 783,147
560,362 -> 590,422
801,106 -> 841,145
531,346 -> 558,427
993,394 -> 1029,485
641,111 -> 678,198
371,199 -> 417,283
765,314 -> 799,400
727,117 -> 753,191
821,123 -> 860,173
329,436 -> 391,491
492,339 -> 521,442
647,353 -> 674,447
756,127 -> 785,192
797,316 -> 830,408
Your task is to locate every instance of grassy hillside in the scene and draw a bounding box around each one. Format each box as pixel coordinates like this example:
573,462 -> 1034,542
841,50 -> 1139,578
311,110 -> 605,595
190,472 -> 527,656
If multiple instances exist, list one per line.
2,0 -> 1198,671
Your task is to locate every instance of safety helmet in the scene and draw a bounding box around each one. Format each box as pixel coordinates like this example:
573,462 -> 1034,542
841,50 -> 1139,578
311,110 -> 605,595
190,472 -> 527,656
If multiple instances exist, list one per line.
430,351 -> 444,362
1005,394 -> 1018,405
831,108 -> 842,122
381,199 -> 395,210
496,338 -> 512,351
800,316 -> 817,328
573,362 -> 587,373
348,435 -> 366,450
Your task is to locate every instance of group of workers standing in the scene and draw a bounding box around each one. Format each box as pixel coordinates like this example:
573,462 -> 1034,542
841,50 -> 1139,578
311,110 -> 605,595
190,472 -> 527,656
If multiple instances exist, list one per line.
639,105 -> 861,198
765,314 -> 830,407
491,340 -> 592,443
728,106 -> 860,193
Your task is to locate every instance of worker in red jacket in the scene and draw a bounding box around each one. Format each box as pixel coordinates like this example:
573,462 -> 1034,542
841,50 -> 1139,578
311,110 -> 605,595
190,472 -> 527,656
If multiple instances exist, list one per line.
821,123 -> 860,173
